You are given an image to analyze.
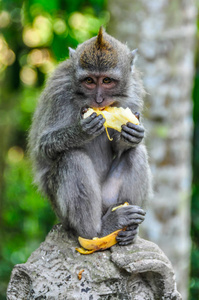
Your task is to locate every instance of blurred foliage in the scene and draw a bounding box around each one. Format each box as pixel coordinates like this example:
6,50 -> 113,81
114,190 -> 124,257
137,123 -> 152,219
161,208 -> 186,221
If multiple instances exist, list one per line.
190,18 -> 199,298
0,0 -> 108,299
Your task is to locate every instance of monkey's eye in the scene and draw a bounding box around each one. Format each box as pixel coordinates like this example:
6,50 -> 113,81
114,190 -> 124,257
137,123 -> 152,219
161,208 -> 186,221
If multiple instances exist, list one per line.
85,77 -> 94,84
103,77 -> 112,84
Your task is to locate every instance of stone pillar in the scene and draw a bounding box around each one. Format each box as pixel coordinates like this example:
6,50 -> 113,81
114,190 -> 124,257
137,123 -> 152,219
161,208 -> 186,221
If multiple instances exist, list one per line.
7,225 -> 181,300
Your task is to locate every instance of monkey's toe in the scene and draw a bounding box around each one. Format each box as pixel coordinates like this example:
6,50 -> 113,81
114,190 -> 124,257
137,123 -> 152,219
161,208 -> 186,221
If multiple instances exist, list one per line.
117,239 -> 134,246
116,228 -> 137,246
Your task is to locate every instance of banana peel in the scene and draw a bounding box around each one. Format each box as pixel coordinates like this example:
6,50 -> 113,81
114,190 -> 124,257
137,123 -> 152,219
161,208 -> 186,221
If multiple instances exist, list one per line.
112,201 -> 129,211
76,202 -> 129,255
75,248 -> 97,255
83,106 -> 139,141
75,228 -> 124,255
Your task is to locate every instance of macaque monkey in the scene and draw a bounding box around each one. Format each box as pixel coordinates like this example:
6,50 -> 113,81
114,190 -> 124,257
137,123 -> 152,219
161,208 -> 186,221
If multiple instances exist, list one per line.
29,27 -> 151,246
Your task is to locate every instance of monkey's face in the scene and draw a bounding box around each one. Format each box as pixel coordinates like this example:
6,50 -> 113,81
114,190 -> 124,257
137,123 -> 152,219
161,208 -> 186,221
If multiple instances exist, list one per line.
81,75 -> 117,108
75,69 -> 127,109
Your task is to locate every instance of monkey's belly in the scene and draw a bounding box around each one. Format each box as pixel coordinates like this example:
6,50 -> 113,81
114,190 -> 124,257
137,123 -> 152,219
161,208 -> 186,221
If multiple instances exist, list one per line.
85,133 -> 113,180
101,156 -> 127,210
102,178 -> 123,210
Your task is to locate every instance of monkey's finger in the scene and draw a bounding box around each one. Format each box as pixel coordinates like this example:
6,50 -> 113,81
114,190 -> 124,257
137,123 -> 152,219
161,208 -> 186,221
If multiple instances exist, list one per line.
91,124 -> 105,136
122,125 -> 144,138
124,208 -> 146,217
89,118 -> 105,133
82,115 -> 105,134
126,122 -> 144,133
118,205 -> 146,215
82,113 -> 105,128
81,113 -> 97,129
88,114 -> 105,128
130,212 -> 145,219
129,218 -> 145,225
121,131 -> 143,145
128,213 -> 145,221
82,112 -> 97,123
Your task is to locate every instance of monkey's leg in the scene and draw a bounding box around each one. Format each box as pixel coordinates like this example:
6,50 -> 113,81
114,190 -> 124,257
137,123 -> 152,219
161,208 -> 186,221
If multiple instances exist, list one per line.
54,150 -> 103,239
102,144 -> 150,244
102,144 -> 150,208
53,149 -> 144,240
118,144 -> 151,206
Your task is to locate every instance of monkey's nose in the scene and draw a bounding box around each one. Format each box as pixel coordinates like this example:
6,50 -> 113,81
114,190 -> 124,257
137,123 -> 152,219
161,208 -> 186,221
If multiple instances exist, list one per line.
95,95 -> 104,104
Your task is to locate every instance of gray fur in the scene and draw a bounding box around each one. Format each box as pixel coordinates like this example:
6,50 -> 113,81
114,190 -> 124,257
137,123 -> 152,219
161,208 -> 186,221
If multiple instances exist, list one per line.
28,31 -> 151,243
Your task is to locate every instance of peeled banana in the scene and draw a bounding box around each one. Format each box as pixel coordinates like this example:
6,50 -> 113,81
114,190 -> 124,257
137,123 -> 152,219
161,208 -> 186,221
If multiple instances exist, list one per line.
83,106 -> 139,141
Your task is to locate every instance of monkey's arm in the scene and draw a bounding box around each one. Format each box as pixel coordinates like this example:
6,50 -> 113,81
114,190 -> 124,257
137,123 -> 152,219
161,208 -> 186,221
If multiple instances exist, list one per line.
39,113 -> 105,160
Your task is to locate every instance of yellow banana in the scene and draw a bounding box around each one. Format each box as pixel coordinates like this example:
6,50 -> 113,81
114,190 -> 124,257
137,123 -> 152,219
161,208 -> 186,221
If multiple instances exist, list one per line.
112,201 -> 129,211
75,248 -> 97,255
76,229 -> 123,254
76,202 -> 129,255
83,107 -> 139,141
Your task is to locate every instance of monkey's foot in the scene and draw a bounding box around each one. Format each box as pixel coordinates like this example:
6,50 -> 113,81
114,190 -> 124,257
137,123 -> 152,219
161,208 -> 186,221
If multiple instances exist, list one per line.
116,225 -> 138,246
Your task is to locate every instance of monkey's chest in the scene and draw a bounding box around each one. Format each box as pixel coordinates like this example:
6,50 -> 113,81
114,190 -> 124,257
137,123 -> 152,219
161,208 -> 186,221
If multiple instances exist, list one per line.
85,134 -> 113,181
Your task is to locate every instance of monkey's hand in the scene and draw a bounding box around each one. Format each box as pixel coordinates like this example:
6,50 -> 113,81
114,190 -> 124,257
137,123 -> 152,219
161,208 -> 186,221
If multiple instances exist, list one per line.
121,111 -> 144,147
101,205 -> 145,238
80,112 -> 105,138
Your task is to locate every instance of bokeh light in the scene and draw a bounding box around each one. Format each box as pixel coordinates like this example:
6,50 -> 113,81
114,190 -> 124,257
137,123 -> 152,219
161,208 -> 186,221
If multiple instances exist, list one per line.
7,147 -> 24,164
53,18 -> 68,35
27,48 -> 55,73
23,15 -> 53,47
20,66 -> 37,86
0,11 -> 11,28
0,36 -> 16,71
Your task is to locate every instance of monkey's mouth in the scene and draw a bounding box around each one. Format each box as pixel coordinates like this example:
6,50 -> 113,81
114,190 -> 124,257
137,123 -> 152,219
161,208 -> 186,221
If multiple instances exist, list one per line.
91,101 -> 116,110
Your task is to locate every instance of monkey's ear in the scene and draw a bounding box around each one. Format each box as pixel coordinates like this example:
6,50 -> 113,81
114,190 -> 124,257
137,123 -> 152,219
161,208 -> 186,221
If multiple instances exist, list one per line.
131,49 -> 138,63
69,47 -> 76,58
130,49 -> 138,71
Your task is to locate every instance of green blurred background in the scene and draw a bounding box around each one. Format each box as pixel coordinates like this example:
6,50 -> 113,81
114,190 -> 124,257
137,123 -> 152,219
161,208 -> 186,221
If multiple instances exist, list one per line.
0,1 -> 198,299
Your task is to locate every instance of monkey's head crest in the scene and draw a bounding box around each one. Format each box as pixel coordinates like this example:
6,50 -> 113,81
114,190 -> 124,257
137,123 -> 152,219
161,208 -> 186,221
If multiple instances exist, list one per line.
95,26 -> 106,50
69,27 -> 132,72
